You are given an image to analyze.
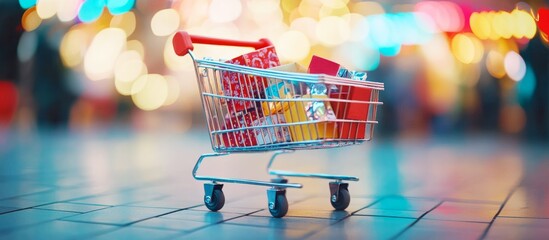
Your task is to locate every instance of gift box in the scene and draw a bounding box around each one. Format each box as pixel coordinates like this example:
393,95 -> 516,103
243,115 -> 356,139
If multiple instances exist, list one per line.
283,94 -> 338,141
308,55 -> 351,95
222,46 -> 280,114
261,63 -> 308,116
308,55 -> 347,76
329,87 -> 372,139
252,114 -> 291,145
309,55 -> 372,139
221,110 -> 262,147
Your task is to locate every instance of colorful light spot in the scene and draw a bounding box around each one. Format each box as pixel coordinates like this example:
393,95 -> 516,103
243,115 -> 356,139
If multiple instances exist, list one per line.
106,0 -> 134,15
19,0 -> 36,9
504,51 -> 526,81
78,0 -> 105,23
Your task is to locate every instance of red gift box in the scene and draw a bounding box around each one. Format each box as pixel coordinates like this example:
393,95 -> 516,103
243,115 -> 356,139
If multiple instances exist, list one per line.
221,110 -> 262,147
222,46 -> 280,114
329,88 -> 372,139
308,55 -> 371,139
308,55 -> 342,75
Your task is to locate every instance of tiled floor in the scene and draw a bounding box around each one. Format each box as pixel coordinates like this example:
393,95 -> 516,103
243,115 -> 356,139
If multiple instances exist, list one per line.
0,129 -> 548,239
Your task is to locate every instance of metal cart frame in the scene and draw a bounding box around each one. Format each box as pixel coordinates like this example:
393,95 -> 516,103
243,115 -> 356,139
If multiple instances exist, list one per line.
173,31 -> 384,217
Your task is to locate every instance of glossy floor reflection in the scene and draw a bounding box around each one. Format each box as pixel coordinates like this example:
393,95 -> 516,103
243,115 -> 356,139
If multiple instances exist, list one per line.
0,129 -> 548,239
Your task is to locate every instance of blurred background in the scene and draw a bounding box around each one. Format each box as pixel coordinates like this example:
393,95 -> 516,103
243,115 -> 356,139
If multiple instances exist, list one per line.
1,0 -> 549,141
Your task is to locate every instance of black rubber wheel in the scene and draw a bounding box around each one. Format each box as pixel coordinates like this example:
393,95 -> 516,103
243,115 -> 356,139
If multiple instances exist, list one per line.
269,194 -> 288,218
270,178 -> 288,184
205,189 -> 225,212
330,188 -> 350,211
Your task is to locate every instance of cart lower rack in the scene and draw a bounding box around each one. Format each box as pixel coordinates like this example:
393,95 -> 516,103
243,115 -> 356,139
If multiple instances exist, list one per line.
173,31 -> 384,218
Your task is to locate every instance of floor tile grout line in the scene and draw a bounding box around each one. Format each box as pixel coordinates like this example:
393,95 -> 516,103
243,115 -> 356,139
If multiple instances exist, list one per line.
0,179 -> 168,204
46,205 -> 115,216
438,198 -> 503,205
0,199 -> 117,216
477,185 -> 519,240
123,208 -> 197,226
0,212 -> 89,235
498,216 -> 549,220
29,208 -> 85,214
389,200 -> 444,240
0,201 -> 76,216
301,196 -> 387,240
57,205 -> 202,228
352,214 -> 417,220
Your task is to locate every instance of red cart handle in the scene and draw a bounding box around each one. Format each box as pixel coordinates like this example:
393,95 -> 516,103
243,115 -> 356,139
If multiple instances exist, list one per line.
172,31 -> 273,57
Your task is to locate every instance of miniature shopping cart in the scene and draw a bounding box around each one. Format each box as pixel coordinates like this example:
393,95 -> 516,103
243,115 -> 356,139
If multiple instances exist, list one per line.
172,31 -> 384,218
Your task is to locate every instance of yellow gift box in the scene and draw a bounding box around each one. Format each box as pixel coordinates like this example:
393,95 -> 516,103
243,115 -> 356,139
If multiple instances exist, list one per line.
282,94 -> 338,141
261,63 -> 307,116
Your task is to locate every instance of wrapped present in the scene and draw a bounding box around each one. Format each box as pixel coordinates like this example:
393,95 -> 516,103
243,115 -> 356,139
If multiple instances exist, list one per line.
252,114 -> 291,145
308,55 -> 352,94
308,55 -> 372,139
283,94 -> 338,141
222,46 -> 280,114
261,63 -> 308,116
308,55 -> 347,76
221,110 -> 262,147
329,85 -> 372,139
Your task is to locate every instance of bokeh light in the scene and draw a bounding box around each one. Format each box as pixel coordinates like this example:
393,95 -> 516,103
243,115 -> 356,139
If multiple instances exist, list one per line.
415,1 -> 464,32
21,7 -> 42,32
516,64 -> 536,104
17,32 -> 38,63
298,0 -> 323,18
79,0 -> 105,23
333,42 -> 380,71
57,0 -> 80,22
19,0 -> 36,9
151,9 -> 180,37
84,28 -> 127,81
126,40 -> 145,59
131,74 -> 168,111
512,9 -> 536,39
344,13 -> 368,42
470,12 -> 491,40
319,4 -> 350,18
106,0 -> 135,15
276,30 -> 310,62
290,17 -> 318,44
114,50 -> 147,96
209,0 -> 242,23
316,16 -> 350,46
247,0 -> 281,24
471,10 -> 536,40
163,75 -> 180,106
366,14 -> 400,56
351,1 -> 384,16
492,11 -> 512,39
60,26 -> 90,67
485,51 -> 506,79
321,0 -> 349,8
504,51 -> 526,81
36,0 -> 56,20
451,33 -> 484,64
111,12 -> 136,37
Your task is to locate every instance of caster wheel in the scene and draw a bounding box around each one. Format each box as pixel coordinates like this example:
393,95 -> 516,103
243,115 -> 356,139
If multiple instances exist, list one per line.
270,178 -> 288,184
330,188 -> 350,211
269,194 -> 288,218
205,189 -> 225,212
